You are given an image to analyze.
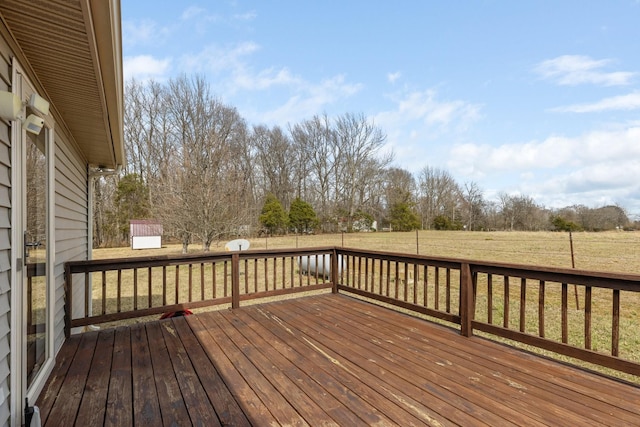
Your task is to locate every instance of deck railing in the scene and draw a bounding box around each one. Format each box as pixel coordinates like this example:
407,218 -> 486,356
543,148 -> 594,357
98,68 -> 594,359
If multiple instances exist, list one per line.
336,248 -> 640,377
65,246 -> 640,376
64,247 -> 337,337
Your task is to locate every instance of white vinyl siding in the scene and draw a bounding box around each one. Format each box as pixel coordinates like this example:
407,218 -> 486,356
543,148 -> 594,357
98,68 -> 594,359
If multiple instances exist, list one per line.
0,32 -> 12,427
53,134 -> 88,352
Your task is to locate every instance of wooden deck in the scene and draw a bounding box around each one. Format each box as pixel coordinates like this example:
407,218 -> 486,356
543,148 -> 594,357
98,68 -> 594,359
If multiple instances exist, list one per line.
37,294 -> 640,426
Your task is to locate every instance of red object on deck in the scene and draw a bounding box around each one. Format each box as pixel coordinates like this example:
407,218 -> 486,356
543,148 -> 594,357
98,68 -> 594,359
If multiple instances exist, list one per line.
160,309 -> 193,319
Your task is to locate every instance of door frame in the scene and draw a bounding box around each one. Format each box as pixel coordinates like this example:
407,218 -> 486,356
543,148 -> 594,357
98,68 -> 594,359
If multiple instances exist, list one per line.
9,59 -> 56,425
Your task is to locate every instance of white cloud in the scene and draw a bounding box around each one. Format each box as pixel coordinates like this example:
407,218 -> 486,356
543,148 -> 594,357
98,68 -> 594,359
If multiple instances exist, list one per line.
534,55 -> 636,86
387,72 -> 401,84
255,75 -> 363,125
122,19 -> 168,48
551,92 -> 640,113
123,55 -> 172,81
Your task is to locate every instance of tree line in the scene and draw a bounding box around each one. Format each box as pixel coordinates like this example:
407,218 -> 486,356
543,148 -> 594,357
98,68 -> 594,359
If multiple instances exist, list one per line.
92,75 -> 634,251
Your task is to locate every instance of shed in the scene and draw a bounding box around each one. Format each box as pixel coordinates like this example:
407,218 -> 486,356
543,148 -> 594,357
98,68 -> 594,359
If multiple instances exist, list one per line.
130,220 -> 163,249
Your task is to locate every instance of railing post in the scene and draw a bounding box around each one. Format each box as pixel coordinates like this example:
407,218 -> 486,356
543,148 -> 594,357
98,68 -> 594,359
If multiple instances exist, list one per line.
231,253 -> 240,309
460,262 -> 474,337
331,249 -> 339,294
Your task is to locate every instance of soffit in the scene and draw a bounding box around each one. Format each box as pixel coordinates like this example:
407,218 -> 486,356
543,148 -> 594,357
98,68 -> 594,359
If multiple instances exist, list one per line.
0,0 -> 124,168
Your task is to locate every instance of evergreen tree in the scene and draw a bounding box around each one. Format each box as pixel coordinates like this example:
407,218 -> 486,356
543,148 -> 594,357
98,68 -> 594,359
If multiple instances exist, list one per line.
259,193 -> 287,235
389,201 -> 420,231
288,197 -> 319,234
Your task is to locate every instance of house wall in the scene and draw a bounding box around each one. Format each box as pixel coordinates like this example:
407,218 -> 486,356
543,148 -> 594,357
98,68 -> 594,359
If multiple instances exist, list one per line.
0,33 -> 13,427
0,23 -> 90,427
54,134 -> 88,351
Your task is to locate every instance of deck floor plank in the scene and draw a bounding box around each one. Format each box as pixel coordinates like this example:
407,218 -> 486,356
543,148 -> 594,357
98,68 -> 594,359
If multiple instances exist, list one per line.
313,296 -> 603,426
37,294 -> 640,426
159,319 -> 222,427
235,307 -> 398,426
74,329 -> 115,426
328,294 -> 640,425
104,327 -> 133,427
267,298 -> 506,426
44,331 -> 99,426
145,321 -> 190,426
130,324 -> 162,425
170,316 -> 251,426
217,308 -> 367,426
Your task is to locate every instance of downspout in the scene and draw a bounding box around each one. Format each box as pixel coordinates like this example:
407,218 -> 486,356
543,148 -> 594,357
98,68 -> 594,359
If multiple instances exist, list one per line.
84,164 -> 121,332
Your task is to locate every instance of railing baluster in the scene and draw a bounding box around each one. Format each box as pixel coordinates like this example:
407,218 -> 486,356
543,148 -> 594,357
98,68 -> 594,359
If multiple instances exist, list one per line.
117,269 -> 122,313
175,265 -> 180,303
148,267 -> 153,308
223,261 -> 228,297
520,277 -> 526,333
612,289 -> 620,357
446,268 -> 451,313
561,283 -> 568,344
273,257 -> 277,289
101,270 -> 107,315
503,276 -> 509,328
413,264 -> 418,305
423,265 -> 428,307
487,274 -> 493,324
162,266 -> 167,306
133,269 -> 138,311
434,267 -> 440,310
394,261 -> 399,300
585,286 -> 592,350
403,263 -> 408,302
212,263 -> 217,299
201,263 -> 205,300
538,280 -> 545,338
84,272 -> 90,317
188,264 -> 193,302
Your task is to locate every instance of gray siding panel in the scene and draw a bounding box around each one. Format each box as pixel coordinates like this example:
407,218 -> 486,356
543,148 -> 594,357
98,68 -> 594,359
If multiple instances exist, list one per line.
54,131 -> 88,353
0,30 -> 11,427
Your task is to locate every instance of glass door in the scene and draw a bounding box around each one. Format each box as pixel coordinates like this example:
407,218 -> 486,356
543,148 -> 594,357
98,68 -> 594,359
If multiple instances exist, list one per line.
24,128 -> 48,388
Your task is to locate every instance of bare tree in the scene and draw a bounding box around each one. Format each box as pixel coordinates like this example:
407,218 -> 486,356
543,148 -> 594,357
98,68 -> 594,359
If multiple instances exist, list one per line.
461,181 -> 485,231
417,166 -> 461,229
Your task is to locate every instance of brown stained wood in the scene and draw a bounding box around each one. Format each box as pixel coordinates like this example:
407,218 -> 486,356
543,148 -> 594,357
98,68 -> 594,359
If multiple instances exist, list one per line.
36,334 -> 81,425
435,267 -> 440,310
403,262 -> 408,301
104,327 -> 133,427
487,274 -> 493,324
42,294 -> 640,426
214,310 -> 343,423
202,263 -> 206,300
133,269 -> 138,311
172,318 -> 250,426
75,329 -> 115,426
148,267 -> 153,308
503,276 -> 510,328
145,322 -> 190,426
186,315 -> 276,425
162,266 -> 167,306
446,267 -> 451,313
130,324 -> 162,425
188,263 -> 193,302
269,299 -> 485,426
44,332 -> 99,426
84,272 -> 89,318
613,289 -> 620,357
117,269 -> 122,313
538,280 -> 545,337
562,283 -> 568,344
102,271 -> 107,315
233,307 -> 396,426
323,296 -> 638,426
585,286 -> 592,350
520,277 -> 526,333
423,265 -> 428,307
154,317 -> 220,426
385,259 -> 390,297
175,264 -> 180,302
191,313 -> 302,425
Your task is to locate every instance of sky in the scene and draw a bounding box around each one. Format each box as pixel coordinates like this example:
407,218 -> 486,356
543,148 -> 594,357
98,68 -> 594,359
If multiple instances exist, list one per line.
121,1 -> 640,218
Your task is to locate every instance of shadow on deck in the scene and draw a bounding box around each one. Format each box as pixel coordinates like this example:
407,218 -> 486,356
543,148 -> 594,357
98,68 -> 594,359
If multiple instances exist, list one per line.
37,294 -> 640,426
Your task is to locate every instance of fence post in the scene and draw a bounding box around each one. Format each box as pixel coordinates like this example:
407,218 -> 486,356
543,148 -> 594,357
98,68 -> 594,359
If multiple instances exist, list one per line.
331,249 -> 339,294
460,262 -> 474,337
231,253 -> 240,309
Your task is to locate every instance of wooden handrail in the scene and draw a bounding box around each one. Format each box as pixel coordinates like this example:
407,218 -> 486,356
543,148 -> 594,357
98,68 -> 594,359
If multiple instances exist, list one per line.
64,246 -> 640,376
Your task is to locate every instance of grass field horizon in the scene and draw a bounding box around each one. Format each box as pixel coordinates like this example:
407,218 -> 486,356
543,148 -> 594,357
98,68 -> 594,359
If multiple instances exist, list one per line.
94,230 -> 640,276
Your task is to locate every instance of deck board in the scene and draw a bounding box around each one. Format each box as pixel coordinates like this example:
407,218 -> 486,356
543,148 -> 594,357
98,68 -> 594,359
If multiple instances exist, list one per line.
37,294 -> 640,426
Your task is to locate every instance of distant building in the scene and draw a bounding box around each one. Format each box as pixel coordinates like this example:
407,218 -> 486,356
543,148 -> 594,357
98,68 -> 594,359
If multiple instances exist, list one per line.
130,220 -> 163,249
